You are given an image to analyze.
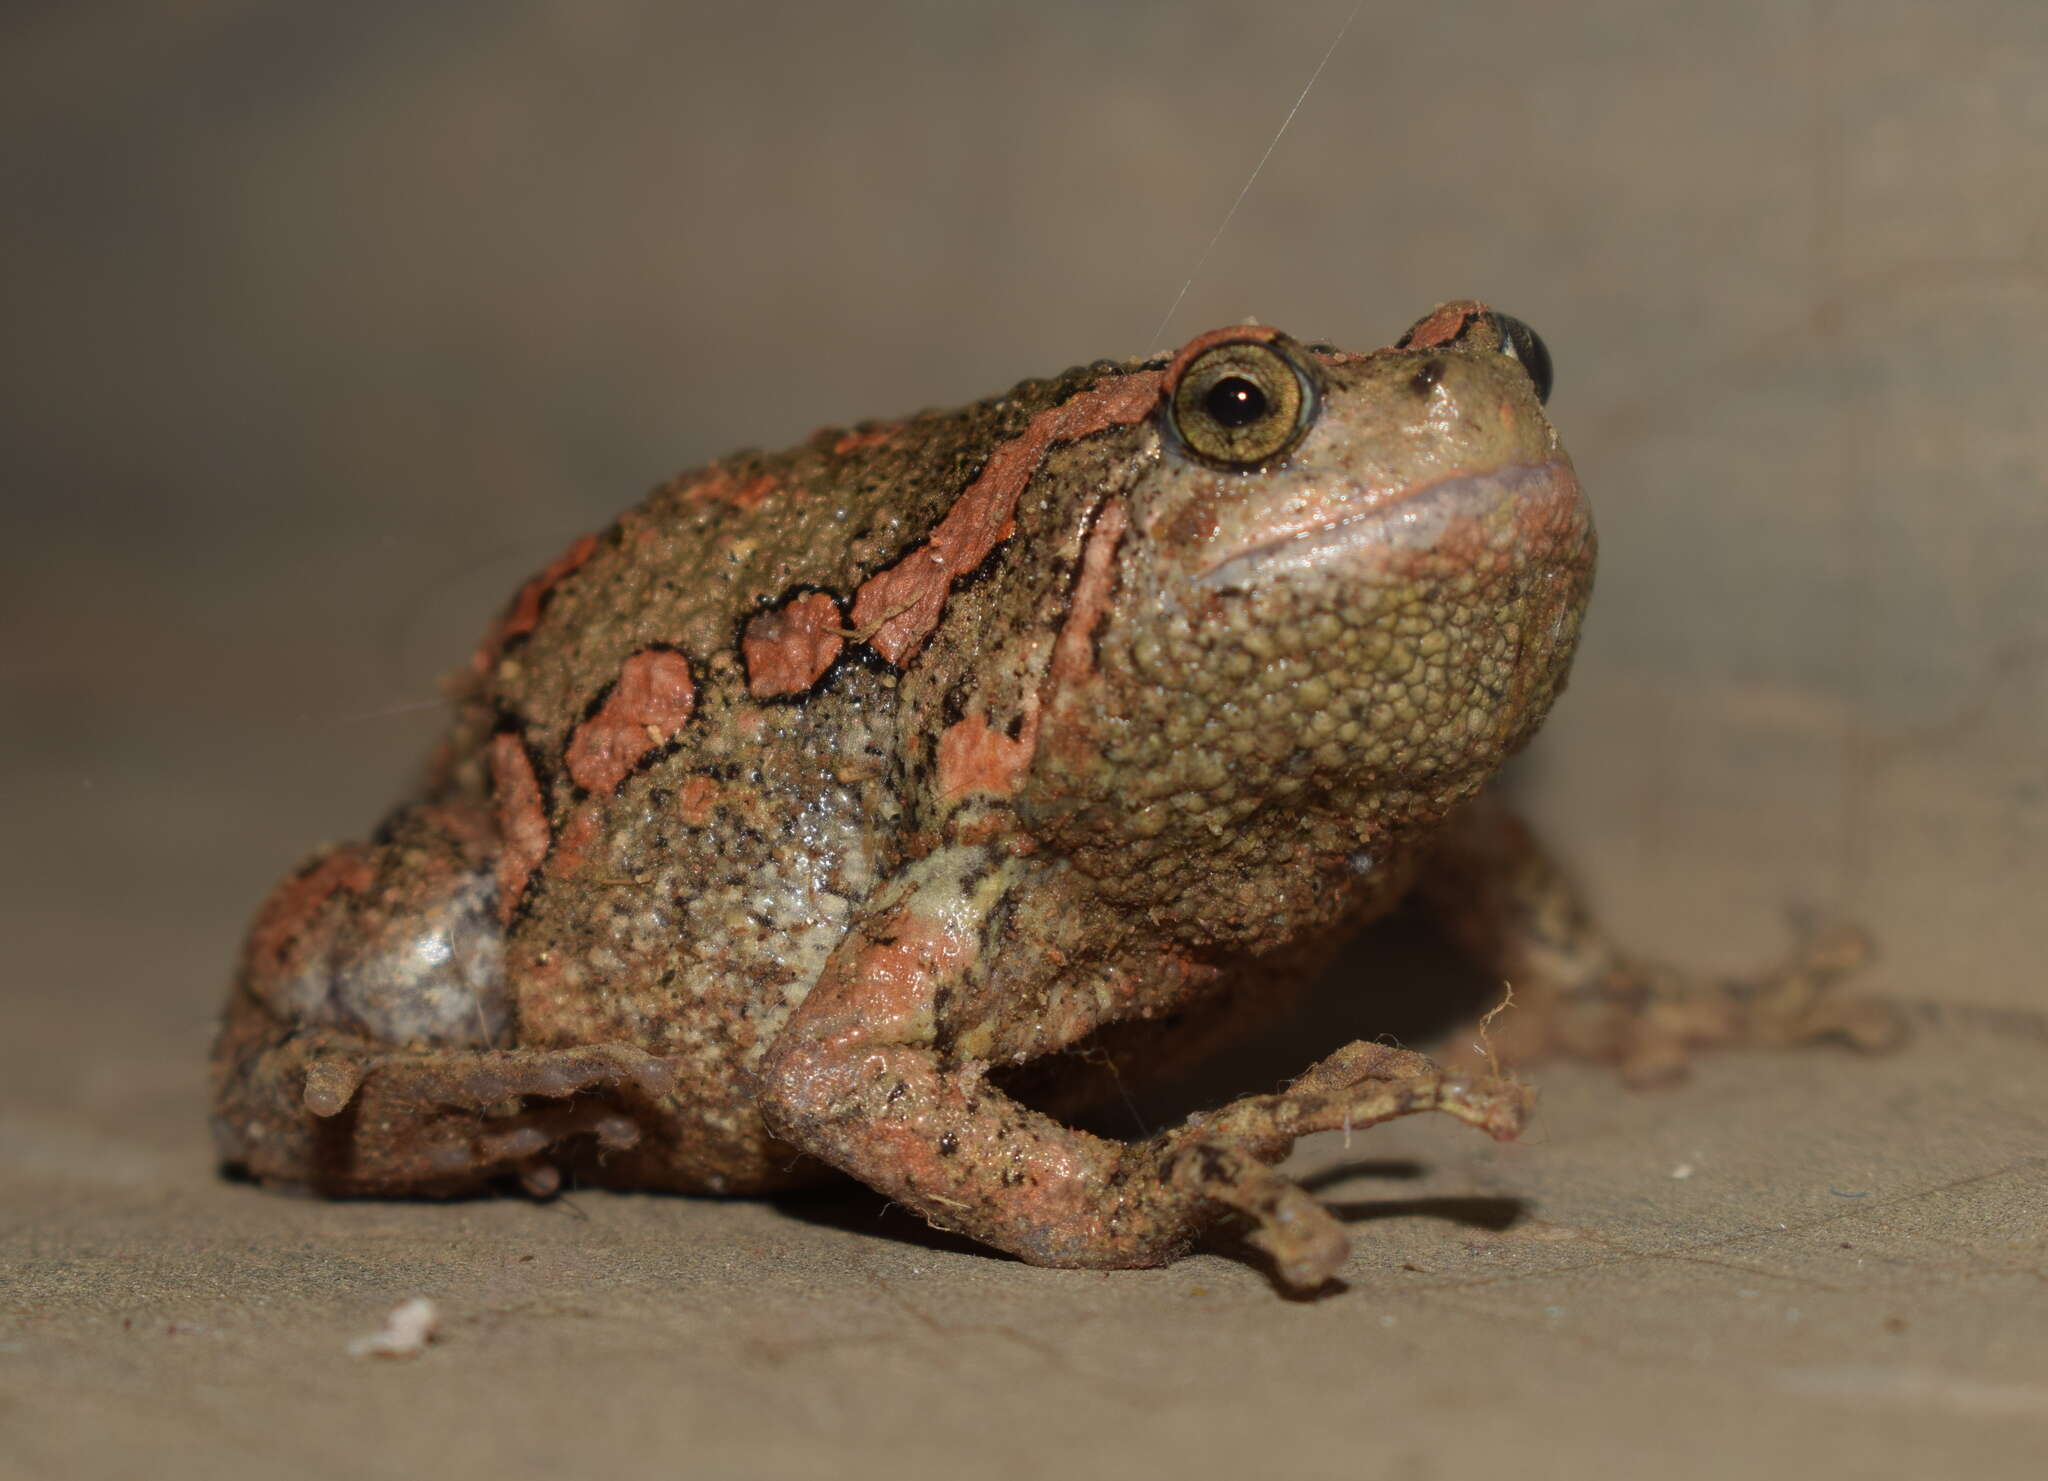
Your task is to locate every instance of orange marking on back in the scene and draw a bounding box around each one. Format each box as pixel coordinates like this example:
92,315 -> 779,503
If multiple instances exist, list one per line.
831,425 -> 900,455
241,848 -> 377,984
563,648 -> 698,797
1049,498 -> 1128,691
474,532 -> 602,676
742,592 -> 845,698
684,467 -> 780,510
549,803 -> 605,879
488,734 -> 549,926
851,371 -> 1163,666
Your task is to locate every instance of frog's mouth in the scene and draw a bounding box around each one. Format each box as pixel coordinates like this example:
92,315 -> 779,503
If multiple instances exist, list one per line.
1194,457 -> 1583,591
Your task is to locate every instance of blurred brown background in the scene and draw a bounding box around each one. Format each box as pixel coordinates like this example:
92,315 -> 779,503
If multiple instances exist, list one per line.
4,3 -> 2043,1478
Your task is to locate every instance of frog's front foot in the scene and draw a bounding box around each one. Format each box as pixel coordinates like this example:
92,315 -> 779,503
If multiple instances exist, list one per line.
1157,1043 -> 1531,1289
1602,918 -> 1905,1086
1423,796 -> 1907,1086
1730,919 -> 1906,1053
1443,917 -> 1906,1088
762,950 -> 1532,1291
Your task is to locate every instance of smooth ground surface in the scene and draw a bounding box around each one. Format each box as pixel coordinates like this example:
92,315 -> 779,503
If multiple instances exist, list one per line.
4,4 -> 2044,1478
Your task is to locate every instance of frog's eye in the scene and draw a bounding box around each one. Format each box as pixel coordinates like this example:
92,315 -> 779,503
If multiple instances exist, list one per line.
1490,312 -> 1553,404
1168,340 -> 1315,468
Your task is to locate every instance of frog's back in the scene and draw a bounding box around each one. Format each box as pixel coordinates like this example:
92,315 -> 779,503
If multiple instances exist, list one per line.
427,356 -> 1150,1171
445,356 -> 1143,788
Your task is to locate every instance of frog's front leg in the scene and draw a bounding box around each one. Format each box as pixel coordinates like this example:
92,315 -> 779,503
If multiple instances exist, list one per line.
757,866 -> 1530,1290
1418,794 -> 1905,1086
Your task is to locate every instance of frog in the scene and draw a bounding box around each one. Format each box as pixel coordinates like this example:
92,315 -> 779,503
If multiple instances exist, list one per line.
211,303 -> 1897,1290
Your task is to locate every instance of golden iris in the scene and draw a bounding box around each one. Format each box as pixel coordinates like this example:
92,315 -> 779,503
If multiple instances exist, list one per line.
1169,340 -> 1314,468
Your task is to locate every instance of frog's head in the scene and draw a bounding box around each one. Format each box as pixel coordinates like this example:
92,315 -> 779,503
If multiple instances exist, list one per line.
1025,305 -> 1595,888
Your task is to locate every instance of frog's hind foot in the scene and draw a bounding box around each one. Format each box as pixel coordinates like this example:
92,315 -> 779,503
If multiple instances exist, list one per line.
212,1012 -> 676,1196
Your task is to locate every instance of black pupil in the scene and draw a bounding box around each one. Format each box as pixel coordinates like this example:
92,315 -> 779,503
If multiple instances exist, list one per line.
1205,376 -> 1268,428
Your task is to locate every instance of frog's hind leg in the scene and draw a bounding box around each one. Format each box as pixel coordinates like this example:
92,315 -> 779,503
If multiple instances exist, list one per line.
211,800 -> 676,1195
212,1003 -> 677,1196
1418,793 -> 1906,1086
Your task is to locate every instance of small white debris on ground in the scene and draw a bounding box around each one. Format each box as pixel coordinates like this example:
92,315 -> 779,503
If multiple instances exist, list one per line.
347,1297 -> 440,1359
1669,1163 -> 1696,1180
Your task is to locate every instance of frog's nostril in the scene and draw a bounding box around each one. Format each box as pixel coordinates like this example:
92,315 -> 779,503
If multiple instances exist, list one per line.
1393,303 -> 1553,404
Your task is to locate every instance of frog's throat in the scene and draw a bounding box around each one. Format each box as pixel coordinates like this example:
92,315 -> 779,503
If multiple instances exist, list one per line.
1193,458 -> 1582,590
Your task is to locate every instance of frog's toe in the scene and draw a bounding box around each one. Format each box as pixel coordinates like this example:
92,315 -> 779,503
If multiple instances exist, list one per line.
1787,917 -> 1874,976
301,1055 -> 367,1117
1168,1142 -> 1349,1291
1772,991 -> 1910,1055
428,1100 -> 648,1193
1733,915 -> 1902,1054
1838,997 -> 1911,1054
517,1162 -> 563,1198
1615,1029 -> 1693,1089
1251,1199 -> 1351,1293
